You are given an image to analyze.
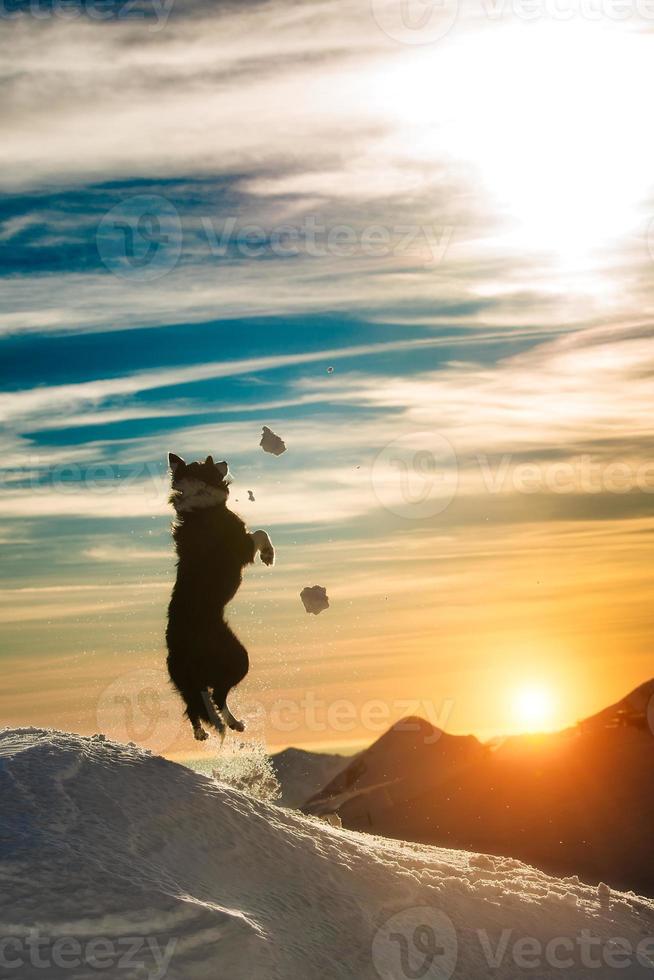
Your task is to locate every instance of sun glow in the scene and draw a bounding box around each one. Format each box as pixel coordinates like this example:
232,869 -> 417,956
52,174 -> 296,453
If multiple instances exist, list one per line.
380,20 -> 654,263
513,685 -> 556,732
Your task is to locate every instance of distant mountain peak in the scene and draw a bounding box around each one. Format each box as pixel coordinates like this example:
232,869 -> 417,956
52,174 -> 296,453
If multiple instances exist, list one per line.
580,677 -> 654,730
389,716 -> 441,737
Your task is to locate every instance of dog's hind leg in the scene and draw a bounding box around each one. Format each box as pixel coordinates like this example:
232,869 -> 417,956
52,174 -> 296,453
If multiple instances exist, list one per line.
221,700 -> 245,733
212,683 -> 245,733
223,704 -> 244,733
192,723 -> 209,742
201,690 -> 226,741
183,689 -> 223,741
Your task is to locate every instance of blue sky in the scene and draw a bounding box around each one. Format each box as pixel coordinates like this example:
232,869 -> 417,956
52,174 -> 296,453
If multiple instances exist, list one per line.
2,0 -> 654,755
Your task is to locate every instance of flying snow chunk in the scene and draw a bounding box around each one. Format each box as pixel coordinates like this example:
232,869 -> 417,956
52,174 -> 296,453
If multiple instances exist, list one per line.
248,490 -> 255,502
301,585 -> 330,615
260,426 -> 287,456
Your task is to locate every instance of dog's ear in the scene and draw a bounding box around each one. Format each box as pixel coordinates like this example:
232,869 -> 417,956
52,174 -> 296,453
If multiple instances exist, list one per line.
216,460 -> 229,477
205,455 -> 214,465
168,453 -> 186,475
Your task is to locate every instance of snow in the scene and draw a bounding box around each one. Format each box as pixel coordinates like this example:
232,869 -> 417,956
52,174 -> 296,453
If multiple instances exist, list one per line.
259,426 -> 286,456
1,728 -> 653,979
300,585 -> 330,615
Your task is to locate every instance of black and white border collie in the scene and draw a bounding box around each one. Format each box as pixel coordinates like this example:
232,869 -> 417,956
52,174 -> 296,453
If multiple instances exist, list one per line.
165,453 -> 274,741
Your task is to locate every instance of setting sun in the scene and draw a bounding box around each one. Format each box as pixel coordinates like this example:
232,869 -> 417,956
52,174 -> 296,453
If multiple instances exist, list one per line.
514,685 -> 555,732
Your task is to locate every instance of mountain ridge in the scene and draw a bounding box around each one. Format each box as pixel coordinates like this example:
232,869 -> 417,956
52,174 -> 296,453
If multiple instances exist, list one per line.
304,679 -> 654,895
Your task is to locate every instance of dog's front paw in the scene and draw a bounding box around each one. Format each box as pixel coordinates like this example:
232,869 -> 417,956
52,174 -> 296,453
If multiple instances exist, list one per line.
260,544 -> 275,566
193,725 -> 209,741
252,529 -> 275,566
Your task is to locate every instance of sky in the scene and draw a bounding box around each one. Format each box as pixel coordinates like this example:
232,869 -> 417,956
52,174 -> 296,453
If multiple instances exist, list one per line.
1,0 -> 654,760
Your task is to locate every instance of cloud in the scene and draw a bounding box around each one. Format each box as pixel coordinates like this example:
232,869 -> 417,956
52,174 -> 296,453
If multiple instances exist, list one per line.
0,580 -> 166,623
83,545 -> 169,562
0,334 -> 494,424
0,5 -> 386,191
3,5 -> 650,340
298,322 -> 654,457
3,321 -> 653,527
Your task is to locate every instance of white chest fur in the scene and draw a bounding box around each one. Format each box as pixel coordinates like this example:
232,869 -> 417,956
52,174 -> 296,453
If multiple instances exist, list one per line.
172,479 -> 229,512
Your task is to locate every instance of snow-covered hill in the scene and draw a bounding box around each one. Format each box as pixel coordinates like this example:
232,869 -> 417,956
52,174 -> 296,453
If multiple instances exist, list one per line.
1,728 -> 653,980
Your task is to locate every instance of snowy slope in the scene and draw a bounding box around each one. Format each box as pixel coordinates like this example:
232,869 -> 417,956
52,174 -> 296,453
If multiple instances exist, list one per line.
1,728 -> 654,980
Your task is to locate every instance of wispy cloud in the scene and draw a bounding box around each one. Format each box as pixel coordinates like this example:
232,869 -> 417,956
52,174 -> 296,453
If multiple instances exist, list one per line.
3,4 -> 652,340
0,335 -> 486,423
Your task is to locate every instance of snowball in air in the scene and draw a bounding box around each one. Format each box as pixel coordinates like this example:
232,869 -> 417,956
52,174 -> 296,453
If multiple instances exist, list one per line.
300,585 -> 330,615
260,426 -> 287,456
